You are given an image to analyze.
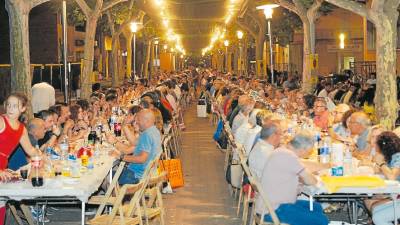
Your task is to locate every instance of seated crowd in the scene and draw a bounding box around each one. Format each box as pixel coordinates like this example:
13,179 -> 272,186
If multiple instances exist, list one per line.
201,70 -> 400,225
0,71 -> 195,223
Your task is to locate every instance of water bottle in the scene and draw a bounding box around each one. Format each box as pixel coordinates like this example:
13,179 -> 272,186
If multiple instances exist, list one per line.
59,136 -> 69,161
87,156 -> 94,170
343,148 -> 353,176
318,137 -> 330,164
69,155 -> 80,178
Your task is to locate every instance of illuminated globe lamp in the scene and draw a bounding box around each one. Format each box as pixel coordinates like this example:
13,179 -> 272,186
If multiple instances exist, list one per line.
256,2 -> 279,84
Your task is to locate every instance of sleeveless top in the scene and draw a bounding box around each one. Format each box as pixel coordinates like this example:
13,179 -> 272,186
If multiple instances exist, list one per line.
0,115 -> 24,170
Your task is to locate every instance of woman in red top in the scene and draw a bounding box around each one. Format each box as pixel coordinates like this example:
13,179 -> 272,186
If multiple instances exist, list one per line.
0,93 -> 41,224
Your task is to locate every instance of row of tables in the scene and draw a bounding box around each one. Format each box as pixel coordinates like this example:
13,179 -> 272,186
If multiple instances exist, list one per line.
0,139 -> 117,224
214,86 -> 400,225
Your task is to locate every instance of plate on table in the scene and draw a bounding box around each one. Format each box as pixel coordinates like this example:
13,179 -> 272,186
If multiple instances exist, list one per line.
62,178 -> 80,185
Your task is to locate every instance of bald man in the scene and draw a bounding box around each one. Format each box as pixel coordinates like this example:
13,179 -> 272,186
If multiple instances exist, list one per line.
117,109 -> 162,184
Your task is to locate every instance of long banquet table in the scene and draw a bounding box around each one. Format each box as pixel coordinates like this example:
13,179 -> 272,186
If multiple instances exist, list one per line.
304,178 -> 400,225
0,154 -> 115,225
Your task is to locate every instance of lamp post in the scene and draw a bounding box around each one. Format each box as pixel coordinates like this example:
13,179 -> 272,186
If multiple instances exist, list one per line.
224,40 -> 229,73
61,0 -> 69,102
257,3 -> 279,84
237,30 -> 243,76
154,39 -> 159,72
130,22 -> 138,79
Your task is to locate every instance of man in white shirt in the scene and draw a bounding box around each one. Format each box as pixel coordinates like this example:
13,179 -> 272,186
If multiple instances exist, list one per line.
248,121 -> 281,179
32,82 -> 56,113
257,131 -> 328,225
232,98 -> 255,135
234,109 -> 262,156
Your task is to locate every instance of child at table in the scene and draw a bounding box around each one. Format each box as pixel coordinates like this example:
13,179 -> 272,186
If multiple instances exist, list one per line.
0,93 -> 42,224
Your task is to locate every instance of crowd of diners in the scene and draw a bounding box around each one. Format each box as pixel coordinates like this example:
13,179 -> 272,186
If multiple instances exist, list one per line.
0,70 -> 196,223
201,70 -> 400,225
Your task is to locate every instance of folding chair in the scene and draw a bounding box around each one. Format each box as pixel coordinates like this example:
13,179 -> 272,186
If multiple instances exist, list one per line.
235,146 -> 251,224
88,161 -> 126,210
138,172 -> 168,225
238,150 -> 287,225
87,183 -> 144,225
161,135 -> 173,160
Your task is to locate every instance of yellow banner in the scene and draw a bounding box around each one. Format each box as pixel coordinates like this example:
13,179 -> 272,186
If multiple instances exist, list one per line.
310,54 -> 319,70
105,36 -> 112,51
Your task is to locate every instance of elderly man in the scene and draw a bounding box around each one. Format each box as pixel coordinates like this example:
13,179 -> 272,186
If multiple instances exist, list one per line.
232,97 -> 255,135
112,109 -> 162,184
313,98 -> 329,130
348,111 -> 371,152
227,94 -> 248,125
8,118 -> 47,170
258,131 -> 328,225
248,121 -> 281,179
235,109 -> 264,155
328,104 -> 351,141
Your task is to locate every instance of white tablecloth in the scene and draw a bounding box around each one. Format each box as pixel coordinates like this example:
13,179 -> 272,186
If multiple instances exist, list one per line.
305,179 -> 400,196
0,155 -> 115,202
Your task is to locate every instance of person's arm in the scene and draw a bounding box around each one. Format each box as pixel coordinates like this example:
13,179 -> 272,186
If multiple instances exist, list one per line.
122,124 -> 138,145
379,164 -> 400,180
0,116 -> 5,132
19,128 -> 41,157
121,151 -> 149,164
299,168 -> 318,186
301,159 -> 331,174
374,153 -> 400,180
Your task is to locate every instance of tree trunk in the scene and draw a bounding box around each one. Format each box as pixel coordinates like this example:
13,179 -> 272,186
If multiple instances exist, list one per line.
118,45 -> 124,81
111,35 -> 119,87
374,14 -> 399,129
143,39 -> 151,79
81,16 -> 98,99
302,18 -> 314,94
6,0 -> 33,118
101,33 -> 107,78
234,47 -> 239,75
150,42 -> 155,77
126,34 -> 132,79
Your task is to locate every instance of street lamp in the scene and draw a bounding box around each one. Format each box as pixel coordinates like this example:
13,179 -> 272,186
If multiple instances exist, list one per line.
237,30 -> 243,76
163,44 -> 168,52
224,40 -> 229,72
154,39 -> 159,72
130,22 -> 138,78
257,3 -> 279,84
